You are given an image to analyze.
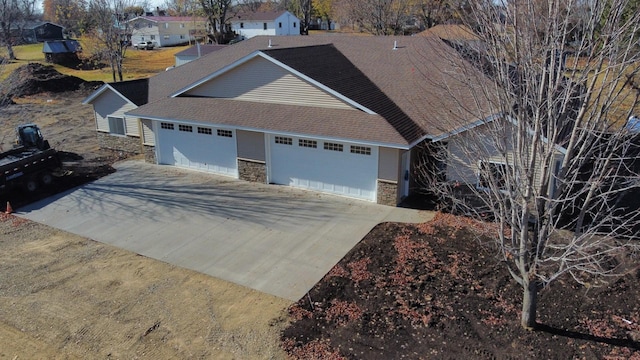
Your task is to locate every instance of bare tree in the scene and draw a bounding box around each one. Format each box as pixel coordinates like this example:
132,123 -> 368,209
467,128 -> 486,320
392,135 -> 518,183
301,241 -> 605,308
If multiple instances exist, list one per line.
162,0 -> 199,16
339,0 -> 411,35
199,0 -> 232,43
413,0 -> 465,29
43,0 -> 89,36
88,0 -> 133,82
415,0 -> 640,329
0,0 -> 37,60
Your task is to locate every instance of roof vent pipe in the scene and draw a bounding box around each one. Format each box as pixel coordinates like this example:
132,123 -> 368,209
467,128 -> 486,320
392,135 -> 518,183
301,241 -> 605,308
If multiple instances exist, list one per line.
268,39 -> 272,48
393,40 -> 397,50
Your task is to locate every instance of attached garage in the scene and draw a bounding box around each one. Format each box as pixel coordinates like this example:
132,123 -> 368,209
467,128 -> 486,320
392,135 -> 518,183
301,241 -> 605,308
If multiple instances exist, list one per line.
268,134 -> 378,201
157,121 -> 238,177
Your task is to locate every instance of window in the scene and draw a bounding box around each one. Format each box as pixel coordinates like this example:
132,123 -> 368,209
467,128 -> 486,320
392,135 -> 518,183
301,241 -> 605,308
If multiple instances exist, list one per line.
240,22 -> 244,28
279,22 -> 282,28
275,136 -> 292,145
180,23 -> 185,28
180,35 -> 185,39
299,139 -> 317,148
478,161 -> 512,190
178,124 -> 193,132
293,22 -> 297,28
148,23 -> 152,28
197,127 -> 212,135
107,116 -> 125,135
150,35 -> 155,40
263,23 -> 267,30
161,122 -> 174,130
350,145 -> 371,155
163,35 -> 170,39
324,142 -> 343,152
217,129 -> 233,137
164,23 -> 169,29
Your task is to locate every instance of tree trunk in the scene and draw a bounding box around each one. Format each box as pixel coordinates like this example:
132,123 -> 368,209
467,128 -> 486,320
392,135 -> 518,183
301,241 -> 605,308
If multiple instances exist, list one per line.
6,43 -> 15,60
521,280 -> 538,330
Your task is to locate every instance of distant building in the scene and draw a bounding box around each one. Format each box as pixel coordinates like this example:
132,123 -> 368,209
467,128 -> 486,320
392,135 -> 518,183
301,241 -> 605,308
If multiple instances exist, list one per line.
127,16 -> 207,47
15,21 -> 65,44
229,11 -> 300,39
43,39 -> 81,64
174,44 -> 226,66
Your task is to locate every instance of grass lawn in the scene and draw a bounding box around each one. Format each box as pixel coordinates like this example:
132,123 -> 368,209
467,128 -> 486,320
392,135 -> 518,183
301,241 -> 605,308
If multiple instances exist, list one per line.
0,41 -> 189,82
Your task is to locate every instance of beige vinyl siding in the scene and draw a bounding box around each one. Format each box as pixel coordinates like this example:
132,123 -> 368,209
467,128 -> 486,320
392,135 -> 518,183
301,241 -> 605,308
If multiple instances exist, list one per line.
236,130 -> 265,161
378,147 -> 399,182
446,123 -> 563,190
141,119 -> 155,145
184,57 -> 356,110
92,91 -> 139,135
125,117 -> 140,136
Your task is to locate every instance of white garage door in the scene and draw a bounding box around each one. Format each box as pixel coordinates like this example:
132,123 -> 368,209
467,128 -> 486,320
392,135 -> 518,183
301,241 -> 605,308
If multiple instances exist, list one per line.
157,122 -> 238,177
269,135 -> 378,201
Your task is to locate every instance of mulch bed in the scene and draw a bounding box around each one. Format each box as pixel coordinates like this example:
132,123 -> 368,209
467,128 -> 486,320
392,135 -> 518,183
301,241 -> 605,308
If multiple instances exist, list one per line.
282,213 -> 640,359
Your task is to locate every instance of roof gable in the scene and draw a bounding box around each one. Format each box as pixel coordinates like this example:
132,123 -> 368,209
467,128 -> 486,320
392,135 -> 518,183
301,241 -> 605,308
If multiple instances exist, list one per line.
83,78 -> 149,106
179,54 -> 356,111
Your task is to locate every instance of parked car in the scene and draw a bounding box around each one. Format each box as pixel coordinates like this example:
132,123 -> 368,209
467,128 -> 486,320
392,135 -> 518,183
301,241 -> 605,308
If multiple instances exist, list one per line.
134,41 -> 155,50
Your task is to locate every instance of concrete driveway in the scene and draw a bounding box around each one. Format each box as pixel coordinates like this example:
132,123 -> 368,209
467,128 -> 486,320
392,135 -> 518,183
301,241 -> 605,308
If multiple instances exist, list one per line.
18,160 -> 432,301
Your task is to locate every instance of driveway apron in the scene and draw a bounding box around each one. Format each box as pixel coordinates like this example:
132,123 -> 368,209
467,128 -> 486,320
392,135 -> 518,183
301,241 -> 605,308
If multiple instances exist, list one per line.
18,160 -> 431,301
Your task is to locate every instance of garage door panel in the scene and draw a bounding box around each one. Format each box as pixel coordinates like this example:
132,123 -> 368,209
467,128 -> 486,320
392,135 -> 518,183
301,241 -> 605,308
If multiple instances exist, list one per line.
269,135 -> 377,201
157,123 -> 238,177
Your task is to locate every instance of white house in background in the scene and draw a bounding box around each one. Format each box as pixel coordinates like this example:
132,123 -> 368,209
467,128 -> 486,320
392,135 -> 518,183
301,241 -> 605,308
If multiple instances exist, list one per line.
230,11 -> 300,39
127,16 -> 208,47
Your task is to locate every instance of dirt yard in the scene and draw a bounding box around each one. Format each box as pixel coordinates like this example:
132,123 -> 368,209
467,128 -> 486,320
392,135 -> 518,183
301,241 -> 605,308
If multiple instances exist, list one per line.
0,214 -> 291,359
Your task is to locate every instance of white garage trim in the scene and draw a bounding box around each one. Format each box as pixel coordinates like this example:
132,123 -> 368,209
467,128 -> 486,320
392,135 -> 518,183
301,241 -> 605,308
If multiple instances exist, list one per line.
267,134 -> 378,201
156,121 -> 238,177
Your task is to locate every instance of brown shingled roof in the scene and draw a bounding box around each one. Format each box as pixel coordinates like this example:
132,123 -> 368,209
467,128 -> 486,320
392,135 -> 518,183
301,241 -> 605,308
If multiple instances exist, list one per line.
142,35 -> 496,146
131,97 -> 408,145
417,24 -> 480,41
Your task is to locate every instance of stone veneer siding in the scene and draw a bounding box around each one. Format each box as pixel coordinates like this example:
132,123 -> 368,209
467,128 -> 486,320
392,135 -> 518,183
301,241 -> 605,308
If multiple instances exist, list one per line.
97,132 -> 141,154
377,179 -> 398,206
238,158 -> 267,184
143,145 -> 156,163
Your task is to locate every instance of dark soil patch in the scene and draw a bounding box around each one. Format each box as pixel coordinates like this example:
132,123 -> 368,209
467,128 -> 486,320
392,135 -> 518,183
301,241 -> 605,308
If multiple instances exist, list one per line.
282,213 -> 640,359
0,63 -> 102,106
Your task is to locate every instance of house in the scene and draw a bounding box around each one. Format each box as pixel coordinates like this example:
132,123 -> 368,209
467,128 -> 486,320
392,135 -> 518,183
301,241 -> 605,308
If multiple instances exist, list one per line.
84,35 -> 499,206
17,21 -> 65,44
174,44 -> 226,66
230,11 -> 300,39
43,39 -> 81,64
127,16 -> 207,47
82,79 -> 150,155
